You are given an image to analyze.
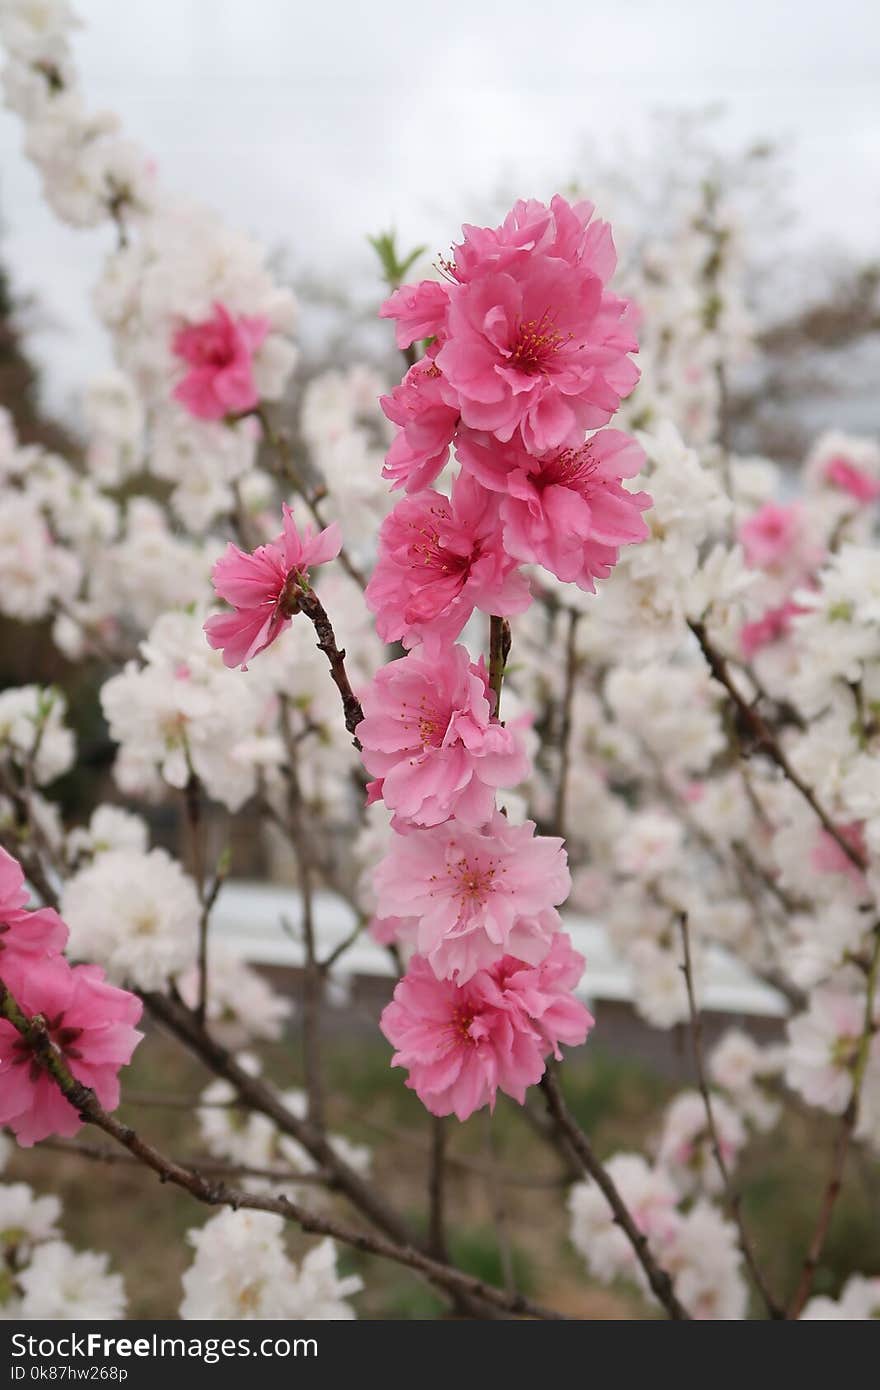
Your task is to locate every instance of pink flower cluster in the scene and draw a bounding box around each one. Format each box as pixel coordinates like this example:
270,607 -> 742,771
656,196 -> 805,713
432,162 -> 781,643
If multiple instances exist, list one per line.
362,197 -> 653,1118
0,848 -> 142,1147
366,195 -> 651,644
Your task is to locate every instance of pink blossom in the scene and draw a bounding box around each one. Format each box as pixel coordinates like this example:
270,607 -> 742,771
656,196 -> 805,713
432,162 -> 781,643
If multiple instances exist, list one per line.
811,822 -> 867,890
429,196 -> 638,454
0,847 -> 68,996
373,809 -> 570,982
457,428 -> 650,590
357,644 -> 530,827
379,934 -> 592,1120
365,473 -> 531,648
739,502 -> 809,573
369,915 -> 418,947
205,505 -> 342,669
0,956 -> 142,1147
379,281 -> 450,350
172,302 -> 269,421
824,455 -> 880,502
379,357 -> 460,492
739,599 -> 803,658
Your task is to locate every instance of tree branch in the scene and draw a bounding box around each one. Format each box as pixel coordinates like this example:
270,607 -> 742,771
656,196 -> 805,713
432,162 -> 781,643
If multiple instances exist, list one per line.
689,619 -> 867,874
677,913 -> 784,1318
539,1067 -> 690,1320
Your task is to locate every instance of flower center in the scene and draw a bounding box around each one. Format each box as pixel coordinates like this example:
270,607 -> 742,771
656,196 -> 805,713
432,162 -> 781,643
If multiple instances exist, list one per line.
508,309 -> 567,374
451,855 -> 498,905
452,1007 -> 476,1043
540,442 -> 598,491
409,523 -> 471,577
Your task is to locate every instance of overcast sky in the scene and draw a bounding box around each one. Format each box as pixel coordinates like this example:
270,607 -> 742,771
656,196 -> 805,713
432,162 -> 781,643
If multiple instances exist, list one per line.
0,0 -> 877,414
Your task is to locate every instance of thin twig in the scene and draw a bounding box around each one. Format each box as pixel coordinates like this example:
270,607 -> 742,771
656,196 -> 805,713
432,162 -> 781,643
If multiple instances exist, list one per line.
689,619 -> 867,875
428,1116 -> 449,1264
677,913 -> 784,1318
38,1137 -> 333,1186
539,1067 -> 690,1320
788,922 -> 880,1317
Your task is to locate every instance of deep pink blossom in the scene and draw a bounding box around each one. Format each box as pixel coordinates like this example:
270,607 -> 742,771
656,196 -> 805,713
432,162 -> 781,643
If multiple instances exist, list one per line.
457,428 -> 650,590
739,502 -> 812,573
357,644 -> 530,827
205,505 -> 342,669
379,357 -> 460,492
365,473 -> 531,648
381,197 -> 639,456
172,302 -> 269,421
373,809 -> 570,982
0,846 -> 68,996
379,934 -> 593,1120
0,956 -> 143,1147
824,455 -> 880,502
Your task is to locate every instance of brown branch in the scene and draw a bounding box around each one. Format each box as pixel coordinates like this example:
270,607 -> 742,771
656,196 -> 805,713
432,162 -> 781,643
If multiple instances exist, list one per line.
286,585 -> 364,746
428,1115 -> 449,1264
0,978 -> 563,1322
488,615 -> 512,715
788,922 -> 880,1317
539,1067 -> 690,1320
689,620 -> 867,875
183,771 -> 209,1026
677,913 -> 784,1318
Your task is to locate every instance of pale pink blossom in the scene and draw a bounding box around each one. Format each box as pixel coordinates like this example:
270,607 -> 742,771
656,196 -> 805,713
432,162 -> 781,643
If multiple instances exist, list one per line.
379,357 -> 460,492
824,455 -> 880,502
379,934 -> 592,1120
0,956 -> 142,1147
205,505 -> 342,669
357,644 -> 530,827
365,473 -> 531,649
785,987 -> 876,1115
172,302 -> 269,421
373,809 -> 570,982
457,428 -> 650,590
810,822 -> 867,891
